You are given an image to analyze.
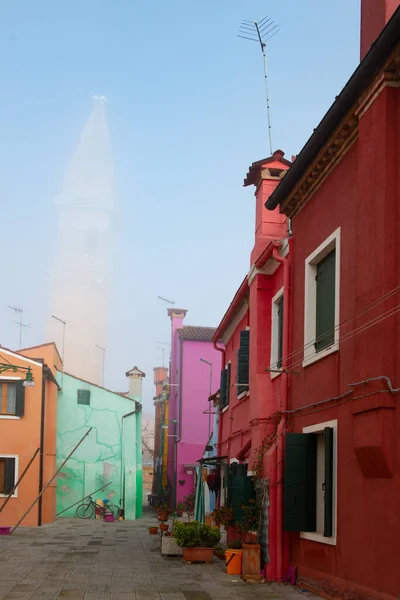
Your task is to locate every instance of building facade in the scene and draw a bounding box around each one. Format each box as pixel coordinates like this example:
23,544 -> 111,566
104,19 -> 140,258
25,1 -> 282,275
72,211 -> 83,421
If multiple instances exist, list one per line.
0,343 -> 60,527
56,372 -> 142,520
167,309 -> 220,507
213,150 -> 292,575
152,367 -> 168,501
263,4 -> 400,599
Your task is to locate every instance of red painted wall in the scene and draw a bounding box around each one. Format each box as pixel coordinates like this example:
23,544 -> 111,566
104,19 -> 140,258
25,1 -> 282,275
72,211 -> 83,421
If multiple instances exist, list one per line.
287,86 -> 400,599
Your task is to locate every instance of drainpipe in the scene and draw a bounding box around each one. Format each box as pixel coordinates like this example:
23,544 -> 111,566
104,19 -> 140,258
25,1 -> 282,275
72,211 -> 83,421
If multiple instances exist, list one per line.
121,403 -> 142,515
38,370 -> 46,526
272,241 -> 291,582
212,341 -> 225,459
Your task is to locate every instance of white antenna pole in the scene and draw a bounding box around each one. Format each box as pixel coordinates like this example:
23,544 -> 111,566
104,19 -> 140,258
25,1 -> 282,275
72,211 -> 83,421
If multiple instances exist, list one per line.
8,306 -> 31,349
238,16 -> 280,155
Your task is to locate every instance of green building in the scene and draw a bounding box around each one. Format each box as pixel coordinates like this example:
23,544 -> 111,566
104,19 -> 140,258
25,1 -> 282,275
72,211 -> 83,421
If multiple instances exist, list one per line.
56,371 -> 143,520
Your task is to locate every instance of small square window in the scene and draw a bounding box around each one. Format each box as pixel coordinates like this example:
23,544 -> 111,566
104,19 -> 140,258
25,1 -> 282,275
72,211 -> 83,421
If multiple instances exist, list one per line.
77,390 -> 91,405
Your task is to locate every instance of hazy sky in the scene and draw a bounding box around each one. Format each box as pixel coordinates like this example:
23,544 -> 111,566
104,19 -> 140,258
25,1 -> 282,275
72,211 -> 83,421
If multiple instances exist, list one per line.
0,1 -> 359,411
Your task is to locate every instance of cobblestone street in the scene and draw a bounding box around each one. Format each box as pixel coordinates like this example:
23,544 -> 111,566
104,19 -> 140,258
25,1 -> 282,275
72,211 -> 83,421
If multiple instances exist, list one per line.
0,515 -> 321,600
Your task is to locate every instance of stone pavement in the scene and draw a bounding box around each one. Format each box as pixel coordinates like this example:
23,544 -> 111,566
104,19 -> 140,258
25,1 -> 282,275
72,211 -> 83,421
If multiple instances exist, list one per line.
0,514 -> 322,600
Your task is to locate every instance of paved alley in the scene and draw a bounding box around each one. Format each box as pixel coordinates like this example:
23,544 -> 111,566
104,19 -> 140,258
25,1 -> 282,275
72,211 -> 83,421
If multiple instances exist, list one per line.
0,516 -> 321,600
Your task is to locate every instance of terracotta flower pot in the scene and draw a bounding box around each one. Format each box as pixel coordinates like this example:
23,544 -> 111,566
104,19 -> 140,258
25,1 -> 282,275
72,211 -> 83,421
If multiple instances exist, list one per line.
242,543 -> 261,576
164,531 -> 172,537
158,511 -> 169,522
176,511 -> 183,517
183,547 -> 214,563
159,523 -> 169,532
149,527 -> 158,535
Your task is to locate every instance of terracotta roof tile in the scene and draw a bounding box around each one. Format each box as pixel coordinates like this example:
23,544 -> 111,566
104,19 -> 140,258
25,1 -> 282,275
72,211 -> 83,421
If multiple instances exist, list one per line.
177,326 -> 217,342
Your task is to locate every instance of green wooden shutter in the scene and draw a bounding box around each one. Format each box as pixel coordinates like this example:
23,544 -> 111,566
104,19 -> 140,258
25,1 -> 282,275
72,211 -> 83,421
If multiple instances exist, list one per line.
4,458 -> 15,495
277,296 -> 284,369
324,427 -> 334,537
284,433 -> 317,532
219,370 -> 227,409
315,249 -> 336,352
228,463 -> 255,522
237,330 -> 249,393
226,363 -> 231,406
15,381 -> 25,417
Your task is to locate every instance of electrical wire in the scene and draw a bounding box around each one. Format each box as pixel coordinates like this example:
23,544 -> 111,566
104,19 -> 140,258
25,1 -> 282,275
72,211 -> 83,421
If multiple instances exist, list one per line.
269,282 -> 400,371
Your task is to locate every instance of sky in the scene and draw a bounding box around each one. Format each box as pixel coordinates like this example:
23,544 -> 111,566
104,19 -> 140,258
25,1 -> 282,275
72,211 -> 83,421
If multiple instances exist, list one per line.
0,0 -> 360,412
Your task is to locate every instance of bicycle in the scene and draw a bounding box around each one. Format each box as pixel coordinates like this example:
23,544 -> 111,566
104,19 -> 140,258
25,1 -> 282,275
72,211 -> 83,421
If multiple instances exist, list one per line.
76,496 -> 121,520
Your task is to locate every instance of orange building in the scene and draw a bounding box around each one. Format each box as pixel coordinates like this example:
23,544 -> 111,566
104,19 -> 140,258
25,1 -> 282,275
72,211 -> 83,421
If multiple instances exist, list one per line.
0,343 -> 61,527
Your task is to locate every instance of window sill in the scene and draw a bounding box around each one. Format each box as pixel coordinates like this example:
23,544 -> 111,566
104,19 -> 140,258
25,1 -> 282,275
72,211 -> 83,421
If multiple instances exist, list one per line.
302,342 -> 339,368
0,493 -> 17,498
0,415 -> 20,420
300,531 -> 336,546
221,405 -> 229,414
237,390 -> 249,400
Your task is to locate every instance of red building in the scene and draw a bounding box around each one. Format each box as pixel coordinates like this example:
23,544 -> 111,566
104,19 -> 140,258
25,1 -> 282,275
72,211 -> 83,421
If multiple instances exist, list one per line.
264,3 -> 400,599
213,150 -> 292,580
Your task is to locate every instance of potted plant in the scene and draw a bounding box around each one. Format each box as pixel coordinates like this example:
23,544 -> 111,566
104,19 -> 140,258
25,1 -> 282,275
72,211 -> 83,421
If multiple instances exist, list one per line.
157,502 -> 170,522
159,523 -> 169,532
182,494 -> 195,522
148,526 -> 158,535
214,545 -> 225,560
235,500 -> 262,581
176,502 -> 184,517
212,506 -> 234,530
174,521 -> 221,563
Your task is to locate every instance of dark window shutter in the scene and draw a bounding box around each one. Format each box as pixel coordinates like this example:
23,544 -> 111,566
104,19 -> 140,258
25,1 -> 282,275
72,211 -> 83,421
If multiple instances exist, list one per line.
277,296 -> 284,369
77,390 -> 91,405
15,381 -> 25,417
4,458 -> 15,495
219,370 -> 227,409
284,433 -> 317,532
237,330 -> 250,394
315,249 -> 336,352
324,427 -> 334,537
228,463 -> 255,522
226,363 -> 231,406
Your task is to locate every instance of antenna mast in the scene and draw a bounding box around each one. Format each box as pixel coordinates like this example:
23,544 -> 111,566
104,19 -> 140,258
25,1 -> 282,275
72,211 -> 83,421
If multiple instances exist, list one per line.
8,306 -> 31,349
238,16 -> 280,155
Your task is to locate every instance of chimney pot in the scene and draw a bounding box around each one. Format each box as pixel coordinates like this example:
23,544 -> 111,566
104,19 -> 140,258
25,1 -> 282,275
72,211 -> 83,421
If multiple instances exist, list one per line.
360,0 -> 399,60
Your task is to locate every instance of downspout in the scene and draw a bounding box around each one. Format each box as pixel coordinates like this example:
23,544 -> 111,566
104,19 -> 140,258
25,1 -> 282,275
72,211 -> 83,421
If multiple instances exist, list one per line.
38,370 -> 46,526
272,241 -> 291,582
212,341 -> 225,459
121,403 -> 142,515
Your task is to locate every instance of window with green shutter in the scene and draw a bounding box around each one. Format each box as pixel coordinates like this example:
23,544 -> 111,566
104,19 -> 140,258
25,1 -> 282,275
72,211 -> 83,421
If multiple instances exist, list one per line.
284,427 -> 335,538
315,249 -> 336,352
237,330 -> 249,395
0,457 -> 16,495
277,297 -> 284,369
219,370 -> 227,409
77,390 -> 91,405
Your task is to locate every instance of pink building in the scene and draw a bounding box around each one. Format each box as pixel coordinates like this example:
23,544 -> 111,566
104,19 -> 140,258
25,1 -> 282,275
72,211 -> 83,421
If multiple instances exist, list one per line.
167,308 -> 220,507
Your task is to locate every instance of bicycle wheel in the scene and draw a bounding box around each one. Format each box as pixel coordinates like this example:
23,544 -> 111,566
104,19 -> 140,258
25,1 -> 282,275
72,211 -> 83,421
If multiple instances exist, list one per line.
106,504 -> 121,519
76,503 -> 95,519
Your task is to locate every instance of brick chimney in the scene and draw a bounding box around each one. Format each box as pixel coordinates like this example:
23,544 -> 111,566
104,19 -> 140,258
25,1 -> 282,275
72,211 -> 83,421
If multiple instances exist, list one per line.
243,150 -> 292,267
360,0 -> 399,60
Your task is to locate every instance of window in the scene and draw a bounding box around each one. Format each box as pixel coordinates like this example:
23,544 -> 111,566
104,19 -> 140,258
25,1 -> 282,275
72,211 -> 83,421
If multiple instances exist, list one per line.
270,289 -> 284,378
0,381 -> 25,417
236,330 -> 249,396
304,228 -> 340,367
0,456 -> 17,496
77,389 -> 91,405
219,363 -> 231,410
284,419 -> 337,545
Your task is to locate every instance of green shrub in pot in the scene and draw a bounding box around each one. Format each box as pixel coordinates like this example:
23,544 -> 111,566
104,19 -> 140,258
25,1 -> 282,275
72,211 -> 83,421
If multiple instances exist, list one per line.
174,521 -> 221,549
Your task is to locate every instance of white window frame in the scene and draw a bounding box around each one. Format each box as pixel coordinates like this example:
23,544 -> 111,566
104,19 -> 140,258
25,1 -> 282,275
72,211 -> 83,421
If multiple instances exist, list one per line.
0,377 -> 22,420
300,419 -> 337,546
270,287 -> 284,380
303,228 -> 341,367
0,454 -> 19,498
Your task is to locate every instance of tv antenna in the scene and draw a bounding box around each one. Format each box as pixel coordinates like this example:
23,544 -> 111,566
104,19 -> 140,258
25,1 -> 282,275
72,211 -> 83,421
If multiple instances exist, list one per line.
8,306 -> 31,349
238,16 -> 280,155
